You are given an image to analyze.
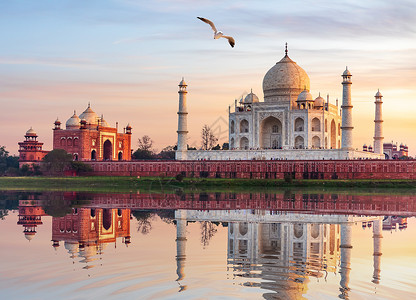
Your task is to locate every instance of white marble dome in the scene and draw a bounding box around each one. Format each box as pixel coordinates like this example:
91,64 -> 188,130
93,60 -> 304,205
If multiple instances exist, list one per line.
242,90 -> 259,103
79,104 -> 99,125
314,94 -> 325,107
66,111 -> 80,129
263,54 -> 310,101
296,89 -> 313,102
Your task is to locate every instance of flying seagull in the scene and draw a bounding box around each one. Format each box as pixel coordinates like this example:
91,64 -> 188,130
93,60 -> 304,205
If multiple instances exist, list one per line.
197,17 -> 235,48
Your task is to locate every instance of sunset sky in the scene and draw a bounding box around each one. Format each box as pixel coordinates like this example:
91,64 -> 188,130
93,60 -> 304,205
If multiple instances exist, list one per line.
1,0 -> 415,156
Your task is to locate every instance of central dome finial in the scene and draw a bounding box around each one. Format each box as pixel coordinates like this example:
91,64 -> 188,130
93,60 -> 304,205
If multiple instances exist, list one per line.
285,42 -> 288,56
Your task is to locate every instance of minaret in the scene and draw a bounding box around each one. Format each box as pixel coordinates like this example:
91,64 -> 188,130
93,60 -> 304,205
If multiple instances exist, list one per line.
339,222 -> 353,298
175,78 -> 188,160
372,217 -> 383,284
175,209 -> 188,291
373,90 -> 384,155
341,67 -> 354,149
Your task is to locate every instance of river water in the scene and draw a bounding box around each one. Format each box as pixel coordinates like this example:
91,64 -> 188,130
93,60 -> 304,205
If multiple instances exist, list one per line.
0,190 -> 415,299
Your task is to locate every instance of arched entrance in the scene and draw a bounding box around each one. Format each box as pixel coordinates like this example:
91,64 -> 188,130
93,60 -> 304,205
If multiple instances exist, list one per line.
261,117 -> 282,149
331,120 -> 336,149
91,150 -> 96,160
294,136 -> 304,149
240,137 -> 249,150
103,140 -> 112,160
118,151 -> 123,161
312,136 -> 321,149
102,209 -> 112,230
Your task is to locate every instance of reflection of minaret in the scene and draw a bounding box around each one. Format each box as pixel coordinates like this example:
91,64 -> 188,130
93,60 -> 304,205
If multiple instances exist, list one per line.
339,223 -> 353,299
372,218 -> 383,284
175,209 -> 188,291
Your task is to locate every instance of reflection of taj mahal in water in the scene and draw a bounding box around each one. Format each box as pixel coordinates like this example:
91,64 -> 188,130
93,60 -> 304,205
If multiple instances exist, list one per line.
175,210 -> 403,299
16,198 -> 408,298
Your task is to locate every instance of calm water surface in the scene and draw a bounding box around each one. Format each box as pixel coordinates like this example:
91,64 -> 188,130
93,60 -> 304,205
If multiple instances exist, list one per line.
0,191 -> 415,300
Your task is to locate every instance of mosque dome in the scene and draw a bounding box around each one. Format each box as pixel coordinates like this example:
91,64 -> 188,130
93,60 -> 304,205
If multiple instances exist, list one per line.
296,89 -> 313,102
64,241 -> 79,254
314,94 -> 325,107
79,104 -> 99,125
66,111 -> 80,129
24,232 -> 36,241
100,118 -> 109,127
25,127 -> 37,136
242,90 -> 259,104
263,49 -> 310,102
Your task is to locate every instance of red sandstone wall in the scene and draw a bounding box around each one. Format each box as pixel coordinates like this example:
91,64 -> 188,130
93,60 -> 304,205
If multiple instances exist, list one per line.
83,160 -> 416,180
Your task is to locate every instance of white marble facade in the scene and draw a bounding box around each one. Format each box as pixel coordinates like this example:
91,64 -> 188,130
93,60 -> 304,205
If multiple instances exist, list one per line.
176,46 -> 384,160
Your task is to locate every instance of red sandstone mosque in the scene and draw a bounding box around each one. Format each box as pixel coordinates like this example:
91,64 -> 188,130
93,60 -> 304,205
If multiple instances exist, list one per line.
19,104 -> 132,166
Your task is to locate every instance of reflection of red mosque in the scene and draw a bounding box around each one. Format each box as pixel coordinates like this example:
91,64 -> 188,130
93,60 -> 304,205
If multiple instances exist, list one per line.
51,208 -> 131,259
17,199 -> 47,241
17,201 -> 132,267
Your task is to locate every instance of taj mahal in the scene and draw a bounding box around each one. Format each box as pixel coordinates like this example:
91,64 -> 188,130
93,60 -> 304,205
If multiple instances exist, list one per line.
175,45 -> 385,161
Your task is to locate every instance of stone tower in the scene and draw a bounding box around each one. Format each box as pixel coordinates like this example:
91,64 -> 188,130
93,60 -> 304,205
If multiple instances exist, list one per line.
339,222 -> 353,298
341,67 -> 354,150
176,78 -> 188,160
372,217 -> 383,284
373,90 -> 384,155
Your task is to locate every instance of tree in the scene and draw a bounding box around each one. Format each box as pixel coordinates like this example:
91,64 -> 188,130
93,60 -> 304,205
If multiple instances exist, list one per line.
42,149 -> 73,175
201,125 -> 218,150
138,135 -> 154,152
222,142 -> 229,150
0,146 -> 19,175
158,145 -> 176,160
212,144 -> 221,150
133,135 -> 155,159
200,221 -> 217,248
132,210 -> 155,235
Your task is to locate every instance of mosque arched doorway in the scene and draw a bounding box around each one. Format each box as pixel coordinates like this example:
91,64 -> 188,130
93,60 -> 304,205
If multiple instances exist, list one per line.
261,117 -> 282,149
91,150 -> 96,160
118,151 -> 123,161
102,209 -> 112,230
103,140 -> 112,160
331,120 -> 336,149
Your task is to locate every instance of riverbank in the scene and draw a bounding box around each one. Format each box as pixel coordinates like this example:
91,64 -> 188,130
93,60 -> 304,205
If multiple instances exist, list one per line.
1,176 -> 416,194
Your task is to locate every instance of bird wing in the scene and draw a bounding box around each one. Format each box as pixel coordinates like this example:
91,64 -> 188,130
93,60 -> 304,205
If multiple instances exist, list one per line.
197,17 -> 217,32
221,35 -> 235,48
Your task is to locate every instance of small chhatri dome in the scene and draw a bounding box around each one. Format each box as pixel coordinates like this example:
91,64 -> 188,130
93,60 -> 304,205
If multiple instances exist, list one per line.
79,103 -> 99,125
263,44 -> 310,102
25,127 -> 37,136
126,123 -> 132,129
343,67 -> 352,76
314,93 -> 325,107
24,232 -> 36,241
66,111 -> 80,129
54,117 -> 61,125
243,89 -> 259,104
296,89 -> 313,102
375,89 -> 383,97
100,115 -> 109,127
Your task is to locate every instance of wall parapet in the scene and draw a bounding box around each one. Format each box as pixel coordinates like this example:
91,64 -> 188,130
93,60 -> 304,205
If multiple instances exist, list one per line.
84,159 -> 416,180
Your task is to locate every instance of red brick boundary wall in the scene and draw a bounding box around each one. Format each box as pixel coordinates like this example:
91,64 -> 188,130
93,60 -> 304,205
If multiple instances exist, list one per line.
84,160 -> 416,180
73,192 -> 416,217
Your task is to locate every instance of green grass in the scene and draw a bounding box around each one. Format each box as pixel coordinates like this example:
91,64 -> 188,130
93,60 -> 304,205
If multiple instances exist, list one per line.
0,176 -> 416,195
